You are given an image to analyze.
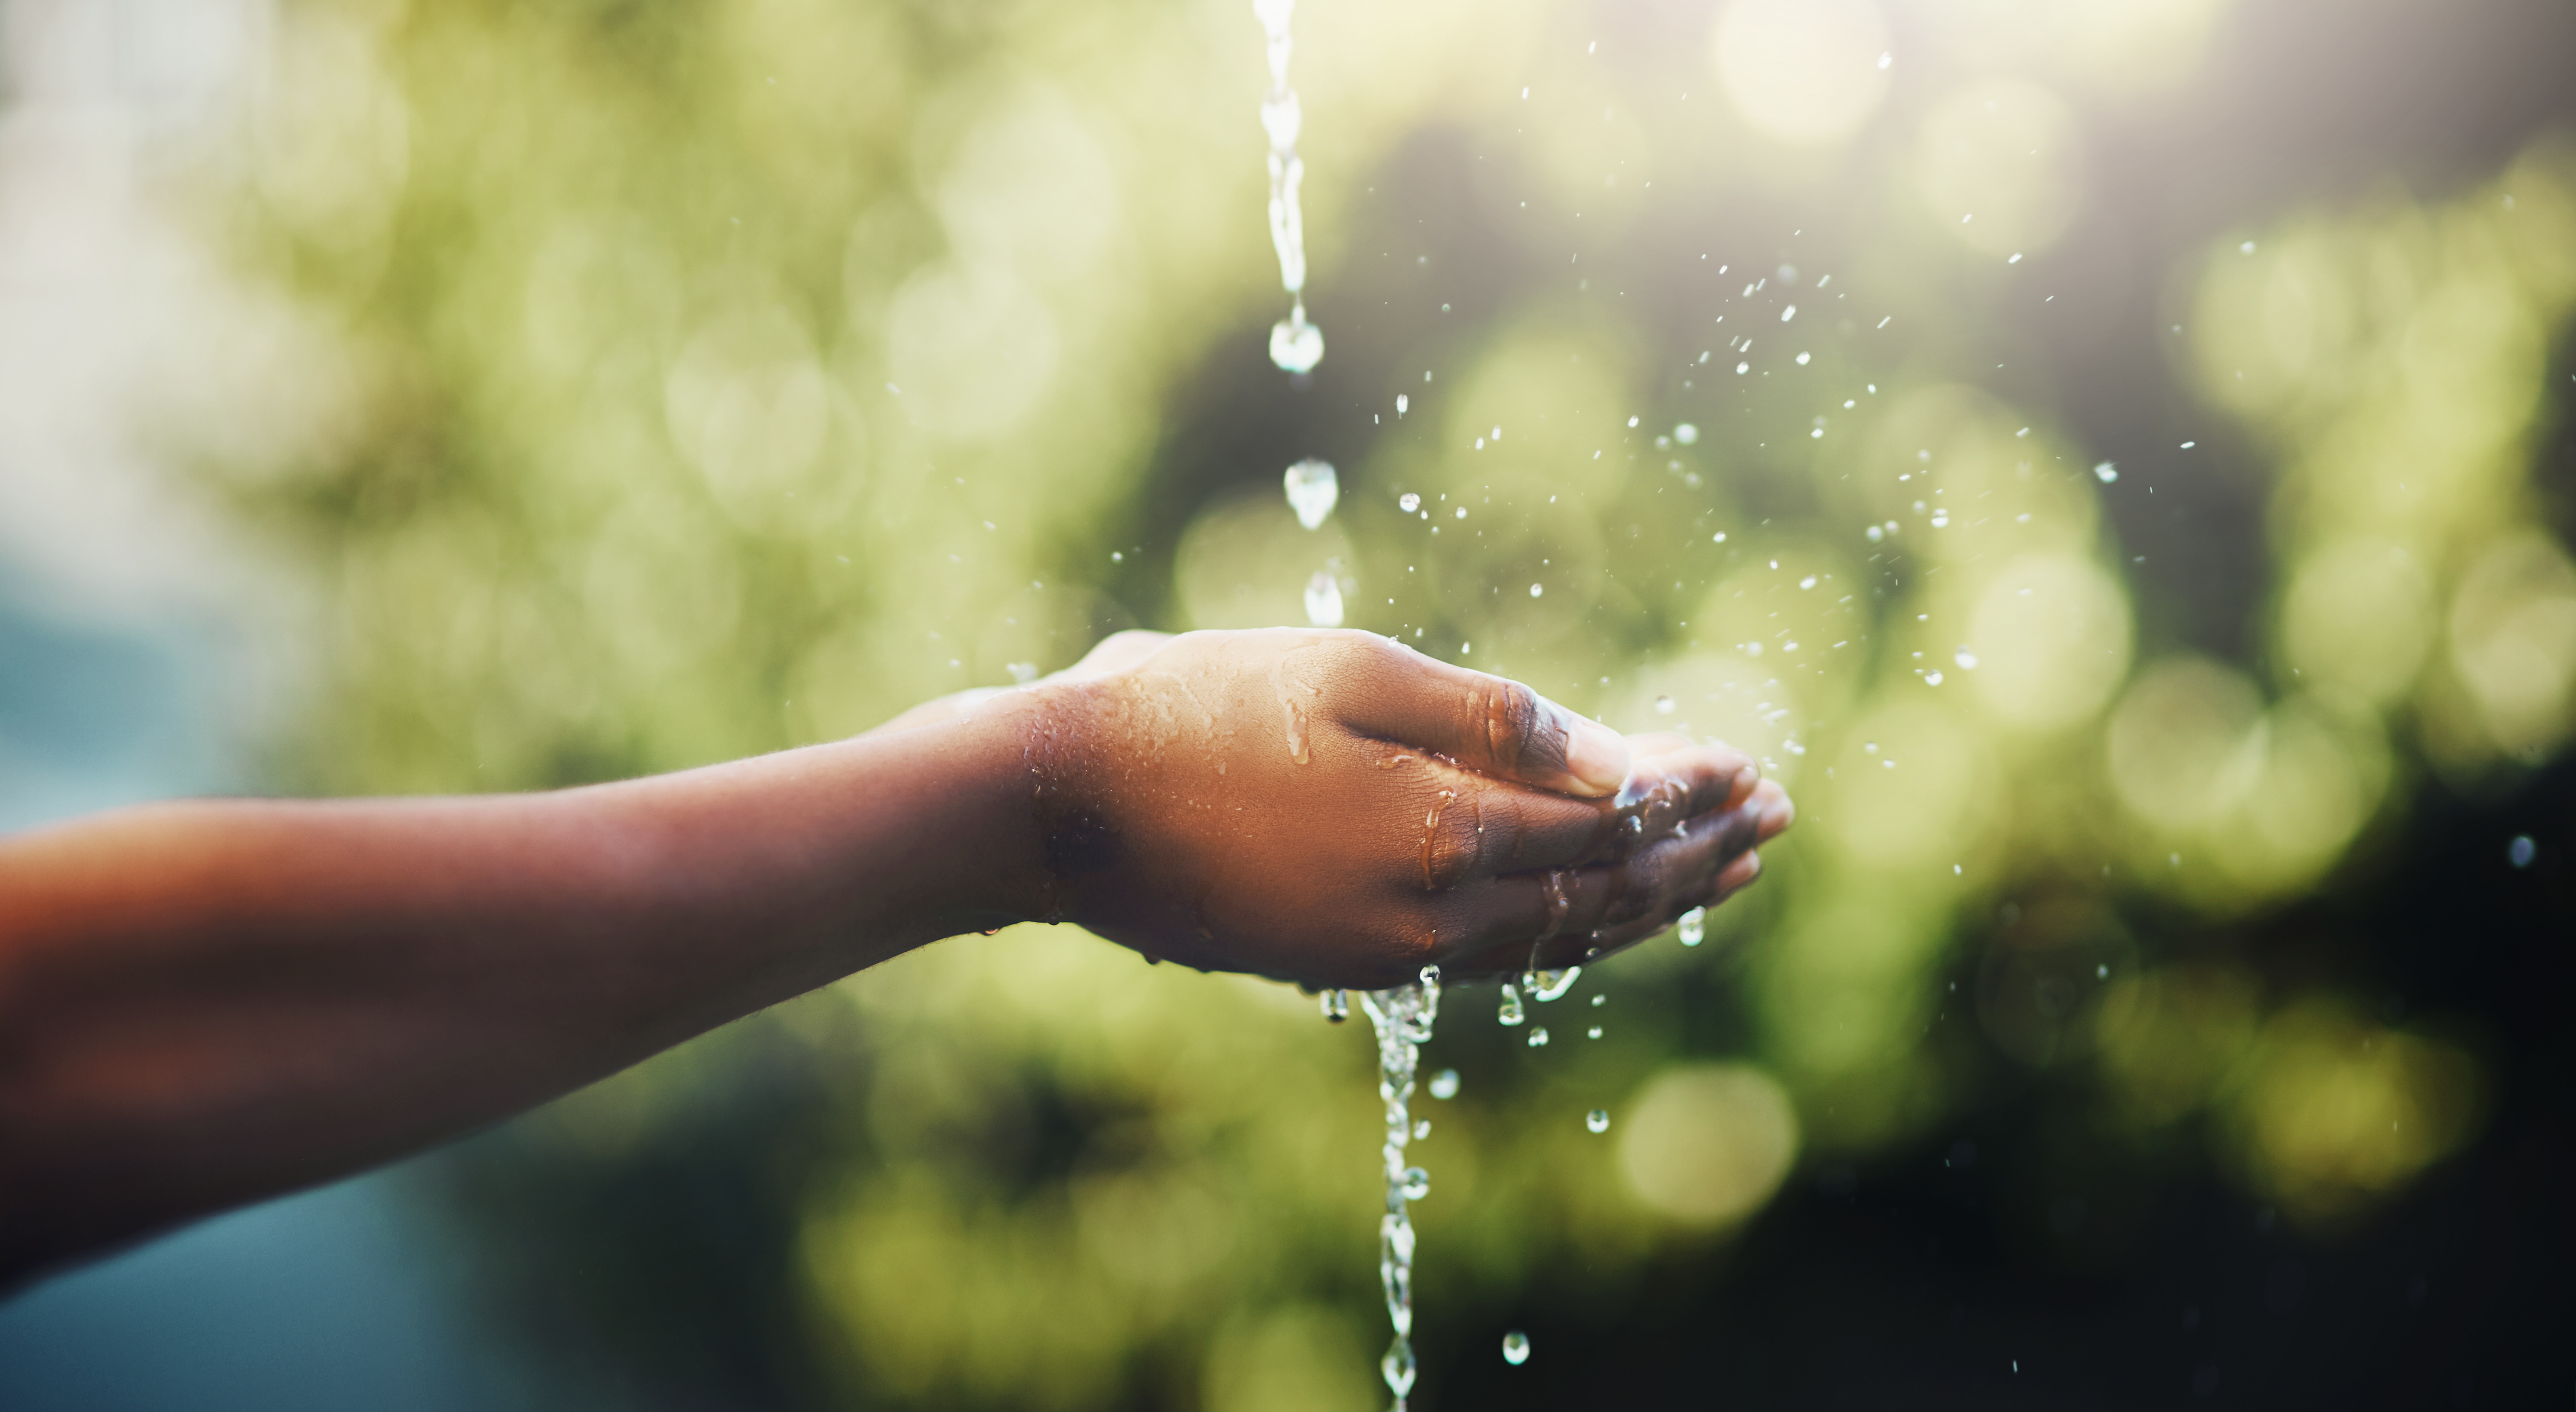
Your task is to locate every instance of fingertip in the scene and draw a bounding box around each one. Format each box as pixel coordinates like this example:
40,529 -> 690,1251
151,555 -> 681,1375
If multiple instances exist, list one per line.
1755,781 -> 1795,840
1719,848 -> 1762,891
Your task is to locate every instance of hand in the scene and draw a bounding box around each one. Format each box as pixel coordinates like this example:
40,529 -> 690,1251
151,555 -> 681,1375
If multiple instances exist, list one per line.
1022,629 -> 1792,990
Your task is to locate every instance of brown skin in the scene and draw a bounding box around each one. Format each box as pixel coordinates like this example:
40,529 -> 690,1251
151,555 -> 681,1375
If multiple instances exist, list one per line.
0,628 -> 1789,1289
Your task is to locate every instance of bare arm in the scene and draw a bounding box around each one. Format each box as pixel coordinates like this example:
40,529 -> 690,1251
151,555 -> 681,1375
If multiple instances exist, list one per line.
0,629 -> 1786,1288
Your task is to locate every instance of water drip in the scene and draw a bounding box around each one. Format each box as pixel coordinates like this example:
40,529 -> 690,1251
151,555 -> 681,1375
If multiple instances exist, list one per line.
1535,870 -> 1572,941
1255,0 -> 1321,370
1284,458 -> 1338,528
1304,569 -> 1345,627
1359,966 -> 1442,1411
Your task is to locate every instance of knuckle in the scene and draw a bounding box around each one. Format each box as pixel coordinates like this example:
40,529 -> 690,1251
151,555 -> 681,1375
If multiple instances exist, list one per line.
1480,680 -> 1544,771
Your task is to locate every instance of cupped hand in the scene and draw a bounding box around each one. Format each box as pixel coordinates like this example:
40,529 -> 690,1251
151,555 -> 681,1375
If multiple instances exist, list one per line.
1024,629 -> 1792,990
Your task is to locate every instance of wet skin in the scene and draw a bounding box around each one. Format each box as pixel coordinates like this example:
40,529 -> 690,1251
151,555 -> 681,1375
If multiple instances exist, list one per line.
985,629 -> 1790,989
0,627 -> 1788,1286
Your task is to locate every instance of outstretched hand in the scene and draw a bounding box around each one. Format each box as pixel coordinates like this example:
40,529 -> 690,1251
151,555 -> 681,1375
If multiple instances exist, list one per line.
983,629 -> 1790,990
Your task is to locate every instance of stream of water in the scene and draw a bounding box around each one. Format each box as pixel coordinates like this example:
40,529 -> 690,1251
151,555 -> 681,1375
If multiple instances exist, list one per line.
1253,0 -> 1322,372
1358,970 -> 1440,1410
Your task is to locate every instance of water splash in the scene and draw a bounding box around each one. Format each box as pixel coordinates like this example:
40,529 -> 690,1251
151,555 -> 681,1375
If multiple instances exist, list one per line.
1254,0 -> 1321,372
1358,967 -> 1443,1411
1522,960 -> 1582,1002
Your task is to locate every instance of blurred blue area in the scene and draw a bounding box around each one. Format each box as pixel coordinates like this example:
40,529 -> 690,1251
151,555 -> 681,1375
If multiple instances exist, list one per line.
0,584 -> 549,1412
0,1175 -> 542,1412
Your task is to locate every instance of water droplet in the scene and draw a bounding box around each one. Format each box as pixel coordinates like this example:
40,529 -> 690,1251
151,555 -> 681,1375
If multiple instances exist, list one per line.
1867,524 -> 1884,542
1396,393 -> 1409,417
1530,583 -> 1544,597
1591,993 -> 1606,1007
1586,1108 -> 1610,1133
1955,649 -> 1979,669
1414,1117 -> 1431,1139
1674,422 -> 1700,445
1402,1166 -> 1431,1200
1502,1331 -> 1531,1366
1796,352 -> 1812,365
1930,509 -> 1950,528
1926,670 -> 1945,686
2509,835 -> 2536,868
1322,988 -> 1349,1022
1498,984 -> 1526,1027
1736,361 -> 1750,374
1800,575 -> 1818,589
1454,506 -> 1468,519
1399,491 -> 1421,512
1678,905 -> 1706,946
1429,1067 -> 1460,1100
1528,1026 -> 1549,1047
1587,1025 -> 1603,1039
1655,694 -> 1677,714
1781,304 -> 1796,322
1284,458 -> 1339,528
1304,570 -> 1345,627
1382,1337 -> 1418,1397
2094,461 -> 2119,483
1270,312 -> 1324,373
1006,661 -> 1040,685
1526,966 -> 1581,1002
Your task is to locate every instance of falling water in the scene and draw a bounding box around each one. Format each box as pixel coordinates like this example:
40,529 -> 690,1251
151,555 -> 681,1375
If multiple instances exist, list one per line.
1357,967 -> 1442,1411
1254,0 -> 1322,372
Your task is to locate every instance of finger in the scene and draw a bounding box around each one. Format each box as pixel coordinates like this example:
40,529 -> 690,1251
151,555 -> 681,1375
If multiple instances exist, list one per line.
1331,637 -> 1629,796
1435,799 -> 1766,971
1633,737 -> 1763,811
1414,744 -> 1756,887
1748,777 -> 1796,841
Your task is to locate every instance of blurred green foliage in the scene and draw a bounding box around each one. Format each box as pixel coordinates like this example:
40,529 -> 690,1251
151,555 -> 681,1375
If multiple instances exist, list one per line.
177,0 -> 2576,1404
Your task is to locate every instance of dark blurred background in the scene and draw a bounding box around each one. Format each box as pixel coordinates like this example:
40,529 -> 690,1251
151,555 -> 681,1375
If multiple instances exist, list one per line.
1,0 -> 2570,1406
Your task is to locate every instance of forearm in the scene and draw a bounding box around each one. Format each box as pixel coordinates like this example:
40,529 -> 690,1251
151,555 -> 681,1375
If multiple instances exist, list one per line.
0,696 -> 1047,1284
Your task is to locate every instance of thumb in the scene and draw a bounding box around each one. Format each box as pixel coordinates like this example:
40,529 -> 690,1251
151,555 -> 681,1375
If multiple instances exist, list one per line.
1334,637 -> 1629,796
